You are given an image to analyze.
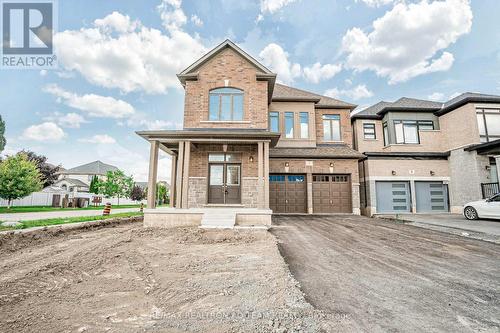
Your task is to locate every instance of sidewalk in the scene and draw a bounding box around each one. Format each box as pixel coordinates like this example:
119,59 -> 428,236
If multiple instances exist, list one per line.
0,208 -> 140,222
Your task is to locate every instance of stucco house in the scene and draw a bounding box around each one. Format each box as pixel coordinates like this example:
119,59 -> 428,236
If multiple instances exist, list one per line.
53,160 -> 119,192
352,93 -> 500,215
138,40 -> 363,227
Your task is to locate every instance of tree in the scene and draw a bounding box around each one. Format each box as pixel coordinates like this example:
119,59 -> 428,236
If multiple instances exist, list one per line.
17,150 -> 61,187
89,175 -> 100,194
0,153 -> 43,208
0,115 -> 5,154
98,170 -> 134,205
130,185 -> 145,202
156,183 -> 168,206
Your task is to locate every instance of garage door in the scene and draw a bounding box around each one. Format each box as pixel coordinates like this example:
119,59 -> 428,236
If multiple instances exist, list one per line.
269,174 -> 307,213
312,174 -> 352,213
376,181 -> 411,213
416,181 -> 449,213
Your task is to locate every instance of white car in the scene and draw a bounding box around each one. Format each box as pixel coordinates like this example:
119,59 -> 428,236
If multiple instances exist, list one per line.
463,194 -> 500,220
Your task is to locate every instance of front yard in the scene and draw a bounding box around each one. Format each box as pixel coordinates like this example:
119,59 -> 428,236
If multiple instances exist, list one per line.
0,204 -> 142,214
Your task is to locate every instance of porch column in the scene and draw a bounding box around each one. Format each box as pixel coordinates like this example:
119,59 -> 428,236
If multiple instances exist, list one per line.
147,140 -> 159,209
495,155 -> 500,184
264,141 -> 270,209
257,142 -> 264,208
175,141 -> 185,209
181,141 -> 191,209
170,154 -> 177,208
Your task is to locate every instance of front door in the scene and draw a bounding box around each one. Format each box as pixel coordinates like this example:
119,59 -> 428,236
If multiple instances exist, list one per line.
209,163 -> 241,204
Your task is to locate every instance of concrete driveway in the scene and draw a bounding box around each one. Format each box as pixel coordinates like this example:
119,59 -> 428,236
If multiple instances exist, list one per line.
377,213 -> 500,244
0,208 -> 139,222
271,215 -> 500,332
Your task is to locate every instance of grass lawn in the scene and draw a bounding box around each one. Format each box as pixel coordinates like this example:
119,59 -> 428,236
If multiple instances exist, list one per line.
0,204 -> 143,214
0,212 -> 143,231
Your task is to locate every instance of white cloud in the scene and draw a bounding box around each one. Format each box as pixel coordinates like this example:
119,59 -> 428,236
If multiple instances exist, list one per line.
303,62 -> 342,84
54,11 -> 206,94
44,112 -> 88,128
79,134 -> 116,144
449,92 -> 461,100
190,14 -> 203,27
428,92 -> 445,101
324,84 -> 374,100
355,0 -> 396,7
43,84 -> 135,119
259,43 -> 301,84
39,69 -> 47,76
158,0 -> 187,31
342,0 -> 473,84
128,118 -> 182,131
260,0 -> 298,14
22,122 -> 66,142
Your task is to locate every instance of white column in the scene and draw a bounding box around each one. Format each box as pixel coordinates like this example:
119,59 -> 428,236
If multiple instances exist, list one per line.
170,154 -> 177,208
175,141 -> 185,209
147,140 -> 159,209
264,141 -> 270,209
257,142 -> 264,208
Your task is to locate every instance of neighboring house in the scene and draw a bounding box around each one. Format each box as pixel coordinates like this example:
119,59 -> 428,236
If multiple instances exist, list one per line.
352,94 -> 500,215
53,160 -> 119,192
138,39 -> 363,226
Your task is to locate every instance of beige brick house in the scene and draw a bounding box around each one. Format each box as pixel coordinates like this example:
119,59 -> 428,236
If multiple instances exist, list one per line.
352,94 -> 500,216
137,40 -> 363,227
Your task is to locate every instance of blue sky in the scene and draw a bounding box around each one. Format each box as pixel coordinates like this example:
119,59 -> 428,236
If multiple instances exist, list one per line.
1,0 -> 499,181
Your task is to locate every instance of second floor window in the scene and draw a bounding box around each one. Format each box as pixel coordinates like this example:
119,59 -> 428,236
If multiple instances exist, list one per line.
363,123 -> 376,139
383,122 -> 388,146
285,112 -> 294,138
394,120 -> 434,144
209,88 -> 243,121
477,108 -> 500,142
300,112 -> 309,138
323,114 -> 341,141
269,112 -> 279,132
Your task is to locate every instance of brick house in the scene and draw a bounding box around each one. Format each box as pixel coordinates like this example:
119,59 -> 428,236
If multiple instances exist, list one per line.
352,94 -> 500,216
137,40 -> 363,227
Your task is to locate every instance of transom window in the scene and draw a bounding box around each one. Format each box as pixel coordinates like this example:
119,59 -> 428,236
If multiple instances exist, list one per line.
477,108 -> 500,142
208,153 -> 241,162
269,112 -> 279,132
323,114 -> 341,141
363,123 -> 376,139
394,120 -> 434,144
209,88 -> 243,121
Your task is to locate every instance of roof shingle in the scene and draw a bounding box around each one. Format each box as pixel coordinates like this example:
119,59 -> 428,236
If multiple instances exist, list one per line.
272,83 -> 356,109
270,145 -> 364,159
62,160 -> 119,175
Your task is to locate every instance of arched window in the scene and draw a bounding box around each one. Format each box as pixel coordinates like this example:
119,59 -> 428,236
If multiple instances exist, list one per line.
209,88 -> 244,121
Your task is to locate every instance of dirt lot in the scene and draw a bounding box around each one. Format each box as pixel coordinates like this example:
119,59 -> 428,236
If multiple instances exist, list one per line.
0,221 -> 322,333
271,215 -> 500,332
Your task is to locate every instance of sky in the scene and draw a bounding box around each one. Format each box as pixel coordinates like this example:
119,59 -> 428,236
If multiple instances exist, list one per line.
1,0 -> 499,182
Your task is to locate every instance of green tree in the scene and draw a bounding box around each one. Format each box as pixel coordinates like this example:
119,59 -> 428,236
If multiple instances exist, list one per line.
89,175 -> 100,194
0,153 -> 43,208
0,115 -> 6,153
17,150 -> 61,187
156,183 -> 168,205
98,170 -> 134,205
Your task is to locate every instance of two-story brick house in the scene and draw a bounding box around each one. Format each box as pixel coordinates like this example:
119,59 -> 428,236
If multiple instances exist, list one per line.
352,94 -> 500,216
137,40 -> 363,227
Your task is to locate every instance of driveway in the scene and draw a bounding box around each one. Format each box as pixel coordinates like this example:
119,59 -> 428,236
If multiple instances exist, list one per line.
0,208 -> 139,222
271,215 -> 500,332
377,213 -> 500,244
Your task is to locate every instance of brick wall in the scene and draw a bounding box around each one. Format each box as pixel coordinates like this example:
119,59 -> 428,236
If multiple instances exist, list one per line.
183,47 -> 268,129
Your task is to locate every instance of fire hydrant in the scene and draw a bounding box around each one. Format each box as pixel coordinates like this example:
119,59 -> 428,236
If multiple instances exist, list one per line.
103,202 -> 111,216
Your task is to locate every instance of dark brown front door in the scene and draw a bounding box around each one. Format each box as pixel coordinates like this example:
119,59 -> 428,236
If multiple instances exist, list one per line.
269,174 -> 307,213
208,163 -> 241,204
312,174 -> 352,213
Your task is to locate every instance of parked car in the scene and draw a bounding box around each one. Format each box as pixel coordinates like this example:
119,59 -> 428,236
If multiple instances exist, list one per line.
463,194 -> 500,220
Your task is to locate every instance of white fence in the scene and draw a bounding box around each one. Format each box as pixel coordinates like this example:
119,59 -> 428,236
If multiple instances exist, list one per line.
0,191 -> 145,207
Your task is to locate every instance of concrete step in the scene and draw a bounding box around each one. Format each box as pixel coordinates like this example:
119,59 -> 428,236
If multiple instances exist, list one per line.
200,211 -> 236,229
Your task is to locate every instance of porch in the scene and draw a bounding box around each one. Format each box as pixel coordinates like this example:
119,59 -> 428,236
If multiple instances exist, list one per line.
137,130 -> 280,228
465,139 -> 500,199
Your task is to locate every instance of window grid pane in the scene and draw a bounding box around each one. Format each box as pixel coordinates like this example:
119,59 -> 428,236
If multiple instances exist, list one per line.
363,123 -> 376,139
300,112 -> 309,139
285,112 -> 294,138
209,88 -> 244,121
269,112 -> 279,132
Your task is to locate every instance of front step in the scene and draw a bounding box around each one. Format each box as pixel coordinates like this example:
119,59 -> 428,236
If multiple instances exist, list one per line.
200,211 -> 236,229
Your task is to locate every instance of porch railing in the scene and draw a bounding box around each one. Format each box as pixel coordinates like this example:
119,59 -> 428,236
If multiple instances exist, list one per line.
481,182 -> 500,198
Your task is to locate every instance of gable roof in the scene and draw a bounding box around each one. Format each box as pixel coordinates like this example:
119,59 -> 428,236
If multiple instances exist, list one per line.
54,178 -> 89,187
61,160 -> 119,176
272,83 -> 357,109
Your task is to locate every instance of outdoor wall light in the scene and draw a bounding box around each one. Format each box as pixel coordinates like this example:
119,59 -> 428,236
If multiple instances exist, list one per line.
430,170 -> 435,176
285,162 -> 289,167
391,170 -> 396,175
485,165 -> 491,171
329,162 -> 334,167
249,156 -> 254,162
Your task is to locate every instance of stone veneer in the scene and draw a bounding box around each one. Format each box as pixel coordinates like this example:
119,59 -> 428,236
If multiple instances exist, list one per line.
188,177 -> 207,208
241,177 -> 259,208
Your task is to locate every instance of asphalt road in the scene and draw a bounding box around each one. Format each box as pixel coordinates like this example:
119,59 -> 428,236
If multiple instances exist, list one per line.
271,215 -> 500,332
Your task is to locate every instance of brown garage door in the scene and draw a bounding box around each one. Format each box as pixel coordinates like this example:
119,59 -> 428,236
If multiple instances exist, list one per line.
269,174 -> 307,213
313,174 -> 352,213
